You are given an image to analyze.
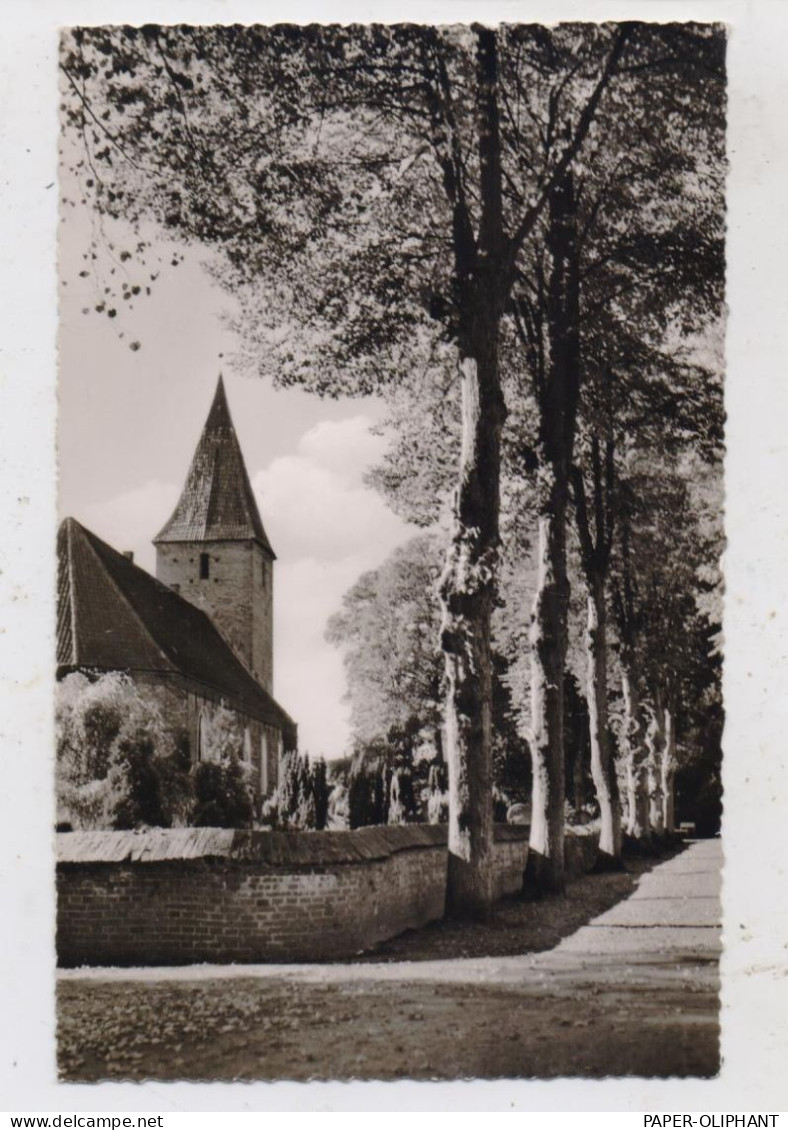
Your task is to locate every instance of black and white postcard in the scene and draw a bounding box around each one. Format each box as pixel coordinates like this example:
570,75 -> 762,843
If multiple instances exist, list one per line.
1,0 -> 787,1116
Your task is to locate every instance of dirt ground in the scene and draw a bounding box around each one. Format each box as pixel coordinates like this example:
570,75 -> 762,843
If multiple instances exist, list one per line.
57,970 -> 719,1082
57,842 -> 721,1082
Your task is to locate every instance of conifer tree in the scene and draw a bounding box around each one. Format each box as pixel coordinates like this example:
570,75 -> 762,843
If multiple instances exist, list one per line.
311,757 -> 331,831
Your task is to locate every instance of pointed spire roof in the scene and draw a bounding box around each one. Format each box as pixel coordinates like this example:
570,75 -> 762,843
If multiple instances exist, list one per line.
154,376 -> 275,555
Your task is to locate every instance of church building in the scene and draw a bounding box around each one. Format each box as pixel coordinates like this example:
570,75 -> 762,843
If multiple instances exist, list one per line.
57,377 -> 296,802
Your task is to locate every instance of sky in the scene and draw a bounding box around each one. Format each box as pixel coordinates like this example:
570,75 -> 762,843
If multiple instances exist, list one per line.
58,196 -> 418,760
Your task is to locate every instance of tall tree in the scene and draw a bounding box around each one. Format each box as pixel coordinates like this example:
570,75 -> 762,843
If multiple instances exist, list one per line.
506,24 -> 725,883
326,534 -> 445,753
570,433 -> 621,860
611,452 -> 723,842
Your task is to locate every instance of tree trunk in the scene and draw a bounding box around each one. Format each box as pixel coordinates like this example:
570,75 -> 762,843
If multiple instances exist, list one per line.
586,573 -> 622,862
437,26 -> 510,920
662,702 -> 677,834
621,665 -> 650,842
526,479 -> 570,893
646,701 -> 666,836
572,728 -> 586,812
619,757 -> 631,830
439,352 -> 505,920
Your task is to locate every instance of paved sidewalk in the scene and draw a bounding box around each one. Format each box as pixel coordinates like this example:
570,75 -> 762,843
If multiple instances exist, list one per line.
555,836 -> 721,959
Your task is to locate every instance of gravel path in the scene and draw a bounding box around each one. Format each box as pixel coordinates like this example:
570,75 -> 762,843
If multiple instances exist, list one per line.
57,839 -> 721,1081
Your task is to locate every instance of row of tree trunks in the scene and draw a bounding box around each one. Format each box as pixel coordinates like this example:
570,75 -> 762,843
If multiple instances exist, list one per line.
440,30 -> 648,905
438,30 -> 634,907
619,671 -> 680,843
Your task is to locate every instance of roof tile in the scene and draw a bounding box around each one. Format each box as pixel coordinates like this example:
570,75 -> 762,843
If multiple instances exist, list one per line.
57,517 -> 295,737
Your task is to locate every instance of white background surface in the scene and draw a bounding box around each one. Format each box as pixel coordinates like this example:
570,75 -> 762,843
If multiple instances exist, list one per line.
1,0 -> 787,1115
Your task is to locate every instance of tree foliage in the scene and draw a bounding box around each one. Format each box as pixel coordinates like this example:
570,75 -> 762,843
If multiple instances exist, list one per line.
60,23 -> 662,388
60,23 -> 727,891
56,672 -> 192,830
198,703 -> 243,762
326,534 -> 444,749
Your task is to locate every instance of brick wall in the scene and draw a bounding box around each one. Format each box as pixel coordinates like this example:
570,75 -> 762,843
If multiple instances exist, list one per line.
564,825 -> 600,876
491,825 -> 530,898
56,824 -> 598,967
487,825 -> 599,897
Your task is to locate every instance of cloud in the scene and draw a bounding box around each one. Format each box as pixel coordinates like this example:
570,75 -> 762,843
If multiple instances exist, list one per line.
275,551 -> 413,759
273,556 -> 366,759
252,415 -> 406,563
254,415 -> 417,758
297,415 -> 388,479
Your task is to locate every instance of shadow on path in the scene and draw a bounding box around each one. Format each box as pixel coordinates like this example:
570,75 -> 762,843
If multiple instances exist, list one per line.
351,841 -> 686,964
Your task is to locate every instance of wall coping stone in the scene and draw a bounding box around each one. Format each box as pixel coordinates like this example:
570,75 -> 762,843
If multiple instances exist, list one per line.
56,823 -> 531,867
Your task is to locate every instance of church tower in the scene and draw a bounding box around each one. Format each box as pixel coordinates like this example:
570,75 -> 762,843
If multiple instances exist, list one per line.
154,376 -> 276,692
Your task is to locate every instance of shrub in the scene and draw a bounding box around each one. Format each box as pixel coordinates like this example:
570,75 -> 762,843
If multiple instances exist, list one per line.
264,751 -> 334,831
199,704 -> 243,762
113,731 -> 194,830
311,757 -> 330,831
388,765 -> 417,825
191,756 -> 252,828
56,672 -> 191,830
